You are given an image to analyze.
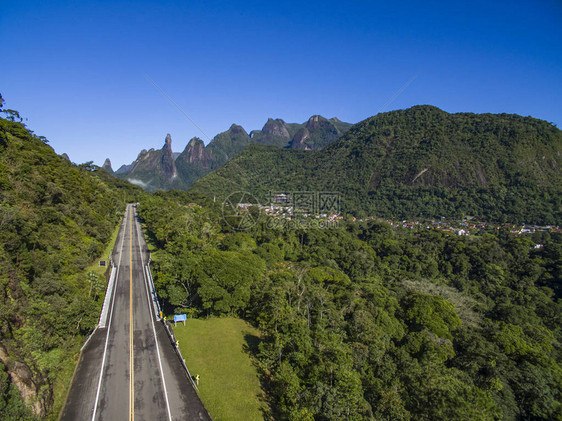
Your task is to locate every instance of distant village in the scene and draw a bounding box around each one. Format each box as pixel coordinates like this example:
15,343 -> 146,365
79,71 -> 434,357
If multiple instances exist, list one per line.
233,193 -> 560,241
237,192 -> 344,225
381,216 -> 560,247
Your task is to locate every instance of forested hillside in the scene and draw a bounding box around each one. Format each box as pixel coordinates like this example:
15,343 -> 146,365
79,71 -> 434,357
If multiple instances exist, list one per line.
0,101 -> 144,418
191,106 -> 562,224
138,192 -> 562,420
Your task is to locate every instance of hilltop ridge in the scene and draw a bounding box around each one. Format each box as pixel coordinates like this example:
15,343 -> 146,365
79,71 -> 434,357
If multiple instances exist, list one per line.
191,105 -> 562,224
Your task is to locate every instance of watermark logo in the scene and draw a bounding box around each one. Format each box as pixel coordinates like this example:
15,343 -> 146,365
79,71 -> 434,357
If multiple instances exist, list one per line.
222,191 -> 342,231
222,191 -> 262,231
266,191 -> 342,230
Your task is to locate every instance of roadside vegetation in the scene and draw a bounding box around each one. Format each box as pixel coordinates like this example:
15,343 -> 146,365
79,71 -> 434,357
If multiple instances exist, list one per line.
50,218 -> 123,418
0,96 -> 145,419
85,221 -> 121,279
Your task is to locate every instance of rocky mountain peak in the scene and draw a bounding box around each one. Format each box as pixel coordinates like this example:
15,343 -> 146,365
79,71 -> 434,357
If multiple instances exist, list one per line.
160,134 -> 176,179
187,137 -> 205,148
115,164 -> 131,174
177,137 -> 213,168
229,124 -> 247,136
262,118 -> 290,139
290,128 -> 311,150
164,133 -> 172,150
102,158 -> 113,173
305,115 -> 330,131
125,134 -> 177,182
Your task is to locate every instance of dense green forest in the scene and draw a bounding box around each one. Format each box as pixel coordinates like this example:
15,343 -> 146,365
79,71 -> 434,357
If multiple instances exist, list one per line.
138,191 -> 562,420
191,106 -> 562,224
0,97 -> 144,419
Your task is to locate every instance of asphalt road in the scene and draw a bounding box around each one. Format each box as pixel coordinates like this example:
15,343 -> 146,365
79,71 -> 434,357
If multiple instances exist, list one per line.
61,204 -> 210,421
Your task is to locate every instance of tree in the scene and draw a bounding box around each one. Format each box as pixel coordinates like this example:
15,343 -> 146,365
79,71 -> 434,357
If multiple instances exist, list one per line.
195,250 -> 265,315
403,292 -> 462,341
87,271 -> 103,300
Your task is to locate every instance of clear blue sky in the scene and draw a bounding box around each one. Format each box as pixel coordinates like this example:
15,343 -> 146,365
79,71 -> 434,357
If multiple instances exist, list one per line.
2,0 -> 561,168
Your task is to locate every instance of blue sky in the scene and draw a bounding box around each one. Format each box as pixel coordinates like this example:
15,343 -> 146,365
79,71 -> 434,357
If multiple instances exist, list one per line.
2,0 -> 561,168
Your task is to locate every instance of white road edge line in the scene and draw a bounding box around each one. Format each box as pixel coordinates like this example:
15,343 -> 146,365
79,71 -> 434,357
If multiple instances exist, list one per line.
91,205 -> 129,421
134,206 -> 173,421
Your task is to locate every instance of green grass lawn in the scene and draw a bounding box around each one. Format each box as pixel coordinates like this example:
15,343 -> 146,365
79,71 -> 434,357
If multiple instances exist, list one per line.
173,317 -> 268,421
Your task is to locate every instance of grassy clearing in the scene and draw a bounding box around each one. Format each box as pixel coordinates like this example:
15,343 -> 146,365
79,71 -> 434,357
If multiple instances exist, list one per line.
173,317 -> 268,421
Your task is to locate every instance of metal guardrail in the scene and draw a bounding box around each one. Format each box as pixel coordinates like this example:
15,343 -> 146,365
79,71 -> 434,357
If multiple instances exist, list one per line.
161,317 -> 200,392
144,265 -> 162,319
98,263 -> 116,328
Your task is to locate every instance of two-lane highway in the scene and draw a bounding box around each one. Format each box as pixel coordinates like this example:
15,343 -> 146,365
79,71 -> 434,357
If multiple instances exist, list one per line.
61,204 -> 210,420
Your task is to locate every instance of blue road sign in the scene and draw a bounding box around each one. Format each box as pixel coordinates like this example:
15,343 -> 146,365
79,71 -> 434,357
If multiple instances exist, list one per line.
173,314 -> 187,326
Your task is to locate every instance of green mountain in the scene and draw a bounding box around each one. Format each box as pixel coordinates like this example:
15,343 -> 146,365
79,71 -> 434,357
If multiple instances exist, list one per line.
116,133 -> 183,192
191,105 -> 562,224
206,123 -> 253,163
289,115 -> 353,149
0,101 -> 144,418
249,115 -> 352,150
175,124 -> 253,186
115,115 -> 352,191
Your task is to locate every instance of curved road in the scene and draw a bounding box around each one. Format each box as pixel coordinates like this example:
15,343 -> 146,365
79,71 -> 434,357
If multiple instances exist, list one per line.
61,204 -> 210,420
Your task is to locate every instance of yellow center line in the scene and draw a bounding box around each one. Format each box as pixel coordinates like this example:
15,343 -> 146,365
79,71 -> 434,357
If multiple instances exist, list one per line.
129,206 -> 134,421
